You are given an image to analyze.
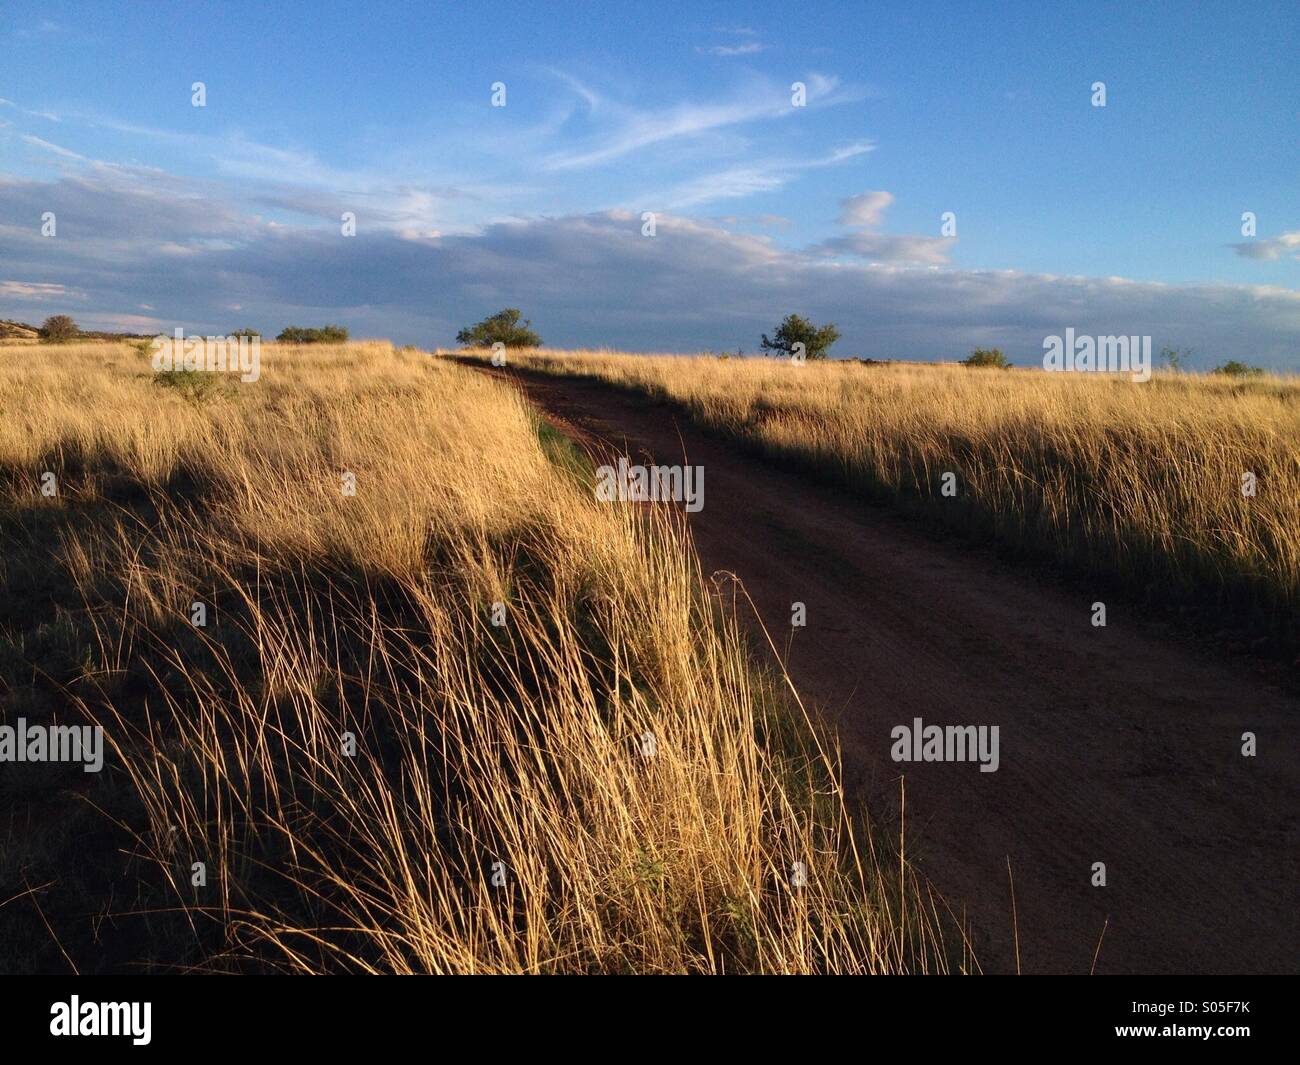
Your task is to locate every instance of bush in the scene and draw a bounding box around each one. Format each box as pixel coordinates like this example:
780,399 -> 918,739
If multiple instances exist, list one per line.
1210,360 -> 1264,378
230,327 -> 261,339
152,369 -> 228,405
760,314 -> 839,360
38,315 -> 79,343
456,308 -> 542,348
276,324 -> 349,343
961,348 -> 1010,369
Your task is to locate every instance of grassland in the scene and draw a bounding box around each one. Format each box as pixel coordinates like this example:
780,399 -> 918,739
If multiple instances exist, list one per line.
0,340 -> 953,974
484,350 -> 1300,655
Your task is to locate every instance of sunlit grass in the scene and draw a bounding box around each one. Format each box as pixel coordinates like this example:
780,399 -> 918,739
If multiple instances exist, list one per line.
0,340 -> 956,974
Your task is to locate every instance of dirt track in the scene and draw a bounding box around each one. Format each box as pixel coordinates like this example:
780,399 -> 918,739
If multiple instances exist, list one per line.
484,364 -> 1299,975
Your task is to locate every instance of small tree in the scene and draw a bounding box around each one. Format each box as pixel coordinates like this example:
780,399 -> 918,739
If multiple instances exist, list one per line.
456,308 -> 542,348
1211,360 -> 1264,377
760,314 -> 839,360
1159,347 -> 1192,372
961,347 -> 1010,369
39,315 -> 79,343
230,327 -> 261,339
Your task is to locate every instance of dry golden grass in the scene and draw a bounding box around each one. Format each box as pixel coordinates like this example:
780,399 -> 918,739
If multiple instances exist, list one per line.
486,349 -> 1300,644
0,340 -> 956,974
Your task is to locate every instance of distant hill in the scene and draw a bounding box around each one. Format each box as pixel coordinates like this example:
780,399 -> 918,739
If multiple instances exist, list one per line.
0,320 -> 40,341
0,320 -> 156,343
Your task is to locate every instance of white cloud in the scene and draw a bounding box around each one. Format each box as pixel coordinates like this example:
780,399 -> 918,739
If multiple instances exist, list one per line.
839,191 -> 894,228
821,192 -> 953,263
1231,231 -> 1300,261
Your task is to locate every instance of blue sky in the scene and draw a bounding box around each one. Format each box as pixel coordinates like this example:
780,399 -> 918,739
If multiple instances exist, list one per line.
2,0 -> 1297,366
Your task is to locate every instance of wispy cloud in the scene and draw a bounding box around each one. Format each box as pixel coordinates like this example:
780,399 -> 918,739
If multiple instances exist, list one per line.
541,67 -> 604,111
657,142 -> 873,208
19,134 -> 84,160
0,97 -> 61,122
0,280 -> 71,299
0,101 -> 499,237
2,69 -> 874,239
541,73 -> 863,171
12,19 -> 64,40
697,41 -> 768,57
92,312 -> 167,331
714,213 -> 792,228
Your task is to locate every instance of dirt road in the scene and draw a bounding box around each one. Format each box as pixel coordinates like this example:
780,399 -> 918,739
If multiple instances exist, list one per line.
484,364 -> 1299,975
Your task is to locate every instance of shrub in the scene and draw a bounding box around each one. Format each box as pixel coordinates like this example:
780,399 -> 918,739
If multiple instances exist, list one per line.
1210,360 -> 1264,377
961,347 -> 1010,369
276,324 -> 349,343
152,369 -> 228,404
38,315 -> 79,343
760,314 -> 839,360
456,308 -> 542,348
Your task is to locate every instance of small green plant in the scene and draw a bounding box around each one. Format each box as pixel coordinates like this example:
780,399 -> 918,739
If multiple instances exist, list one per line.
631,846 -> 667,894
961,347 -> 1010,369
1159,346 -> 1192,372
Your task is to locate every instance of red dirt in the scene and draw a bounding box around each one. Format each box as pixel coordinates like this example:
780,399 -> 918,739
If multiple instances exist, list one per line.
484,363 -> 1299,975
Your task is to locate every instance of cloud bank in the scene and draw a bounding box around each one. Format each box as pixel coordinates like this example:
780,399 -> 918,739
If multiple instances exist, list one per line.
2,164 -> 1296,367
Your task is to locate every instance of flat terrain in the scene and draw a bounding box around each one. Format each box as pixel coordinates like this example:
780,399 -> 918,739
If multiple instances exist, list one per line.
484,363 -> 1300,975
